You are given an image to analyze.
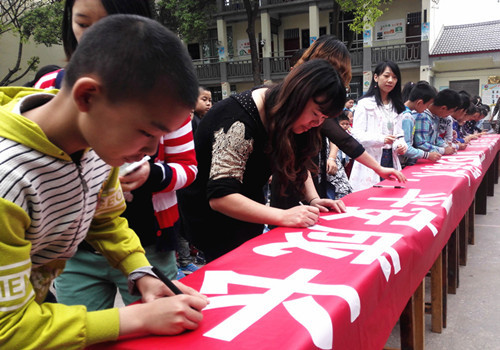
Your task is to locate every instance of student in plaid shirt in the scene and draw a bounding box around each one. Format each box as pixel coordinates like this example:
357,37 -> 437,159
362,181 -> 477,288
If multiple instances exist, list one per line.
414,89 -> 461,155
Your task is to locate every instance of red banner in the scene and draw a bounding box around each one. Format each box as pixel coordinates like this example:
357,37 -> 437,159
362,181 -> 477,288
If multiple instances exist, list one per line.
90,135 -> 500,350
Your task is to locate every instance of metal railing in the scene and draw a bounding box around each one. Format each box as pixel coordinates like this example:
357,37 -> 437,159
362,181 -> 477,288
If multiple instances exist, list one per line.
350,47 -> 363,68
193,58 -> 221,80
193,41 -> 422,83
269,55 -> 292,74
371,42 -> 421,64
221,0 -> 244,12
227,59 -> 254,78
221,0 -> 300,12
194,62 -> 221,80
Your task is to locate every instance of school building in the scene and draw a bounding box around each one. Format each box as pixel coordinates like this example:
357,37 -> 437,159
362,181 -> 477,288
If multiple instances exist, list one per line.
2,0 -> 499,106
189,0 -> 500,106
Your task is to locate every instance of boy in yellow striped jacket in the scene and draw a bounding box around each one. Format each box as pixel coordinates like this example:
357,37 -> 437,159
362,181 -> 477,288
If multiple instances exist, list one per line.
0,15 -> 208,349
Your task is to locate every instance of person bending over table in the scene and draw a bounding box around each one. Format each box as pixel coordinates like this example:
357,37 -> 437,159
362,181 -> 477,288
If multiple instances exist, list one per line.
271,36 -> 406,209
177,59 -> 347,262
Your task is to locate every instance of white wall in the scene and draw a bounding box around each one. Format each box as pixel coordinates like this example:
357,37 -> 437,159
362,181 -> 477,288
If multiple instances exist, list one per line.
433,68 -> 500,91
0,32 -> 64,86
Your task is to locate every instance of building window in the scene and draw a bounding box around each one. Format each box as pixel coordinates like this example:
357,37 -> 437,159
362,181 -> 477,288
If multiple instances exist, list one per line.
188,43 -> 200,60
202,28 -> 219,62
284,28 -> 300,56
330,12 -> 363,50
301,29 -> 310,49
406,11 -> 422,42
208,84 -> 237,103
450,80 -> 480,97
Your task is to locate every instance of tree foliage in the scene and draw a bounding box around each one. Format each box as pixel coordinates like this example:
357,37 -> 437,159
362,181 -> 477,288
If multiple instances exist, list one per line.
156,0 -> 216,43
336,0 -> 393,34
0,0 -> 63,86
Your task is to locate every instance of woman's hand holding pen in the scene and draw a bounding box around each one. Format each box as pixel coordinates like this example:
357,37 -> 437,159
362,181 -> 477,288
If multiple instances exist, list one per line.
280,205 -> 321,227
280,198 -> 347,228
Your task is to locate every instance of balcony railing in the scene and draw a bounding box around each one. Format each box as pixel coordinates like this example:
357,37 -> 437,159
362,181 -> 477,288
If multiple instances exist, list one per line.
269,55 -> 292,74
221,0 -> 300,12
350,47 -> 363,68
222,0 -> 244,12
193,42 -> 422,84
371,42 -> 421,65
227,59 -> 254,78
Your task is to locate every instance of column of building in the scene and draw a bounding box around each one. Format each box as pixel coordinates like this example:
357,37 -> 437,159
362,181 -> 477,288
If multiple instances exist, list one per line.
261,9 -> 272,84
308,2 -> 320,45
420,0 -> 432,84
217,16 -> 231,99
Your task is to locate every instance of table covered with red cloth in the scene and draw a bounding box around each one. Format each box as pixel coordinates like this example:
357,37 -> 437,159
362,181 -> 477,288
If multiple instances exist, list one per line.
89,135 -> 500,350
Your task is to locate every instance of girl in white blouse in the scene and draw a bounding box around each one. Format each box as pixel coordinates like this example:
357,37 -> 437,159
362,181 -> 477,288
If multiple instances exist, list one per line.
350,60 -> 408,191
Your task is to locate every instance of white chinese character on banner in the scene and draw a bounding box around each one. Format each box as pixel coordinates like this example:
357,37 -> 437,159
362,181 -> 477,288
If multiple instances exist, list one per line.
323,204 -> 440,236
253,226 -> 402,281
366,189 -> 452,212
409,157 -> 482,184
201,268 -> 360,350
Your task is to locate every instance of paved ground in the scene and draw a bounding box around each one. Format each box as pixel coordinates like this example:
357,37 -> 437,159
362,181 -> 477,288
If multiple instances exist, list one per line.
386,184 -> 500,349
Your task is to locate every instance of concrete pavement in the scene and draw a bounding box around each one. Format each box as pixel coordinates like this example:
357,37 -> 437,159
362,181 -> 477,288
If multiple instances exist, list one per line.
386,183 -> 500,349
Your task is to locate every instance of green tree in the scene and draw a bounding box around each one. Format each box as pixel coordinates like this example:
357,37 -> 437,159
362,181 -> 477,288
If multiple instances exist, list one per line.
156,0 -> 216,43
0,0 -> 63,86
332,0 -> 392,47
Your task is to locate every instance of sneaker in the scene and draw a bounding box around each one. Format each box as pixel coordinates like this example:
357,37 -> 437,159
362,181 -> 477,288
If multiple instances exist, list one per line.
176,268 -> 186,280
194,251 -> 206,266
180,263 -> 199,275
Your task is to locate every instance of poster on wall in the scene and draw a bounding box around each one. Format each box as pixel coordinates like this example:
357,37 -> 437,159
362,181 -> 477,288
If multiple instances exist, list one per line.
363,71 -> 372,93
375,19 -> 405,41
421,22 -> 430,41
237,39 -> 251,56
482,83 -> 500,106
363,29 -> 372,47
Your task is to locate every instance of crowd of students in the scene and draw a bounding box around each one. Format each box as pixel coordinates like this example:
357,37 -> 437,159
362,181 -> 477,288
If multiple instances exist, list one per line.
0,0 -> 495,348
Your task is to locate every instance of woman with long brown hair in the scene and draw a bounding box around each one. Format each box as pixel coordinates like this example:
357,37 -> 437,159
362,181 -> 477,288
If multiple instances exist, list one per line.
177,59 -> 347,262
272,36 -> 405,208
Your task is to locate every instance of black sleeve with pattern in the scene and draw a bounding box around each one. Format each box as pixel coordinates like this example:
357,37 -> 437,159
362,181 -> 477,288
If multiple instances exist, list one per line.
206,121 -> 254,200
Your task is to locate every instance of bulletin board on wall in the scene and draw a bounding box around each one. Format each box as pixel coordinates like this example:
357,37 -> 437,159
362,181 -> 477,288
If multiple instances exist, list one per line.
482,83 -> 500,106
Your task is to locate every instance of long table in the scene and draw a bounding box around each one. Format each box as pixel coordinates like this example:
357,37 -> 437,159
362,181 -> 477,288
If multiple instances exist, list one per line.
90,134 -> 500,350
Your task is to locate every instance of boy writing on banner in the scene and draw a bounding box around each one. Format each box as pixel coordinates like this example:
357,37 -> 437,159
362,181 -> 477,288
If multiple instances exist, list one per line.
0,14 -> 208,349
414,89 -> 461,156
400,81 -> 440,167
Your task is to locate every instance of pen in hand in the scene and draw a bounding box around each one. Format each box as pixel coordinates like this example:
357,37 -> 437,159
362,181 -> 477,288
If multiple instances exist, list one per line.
152,266 -> 183,295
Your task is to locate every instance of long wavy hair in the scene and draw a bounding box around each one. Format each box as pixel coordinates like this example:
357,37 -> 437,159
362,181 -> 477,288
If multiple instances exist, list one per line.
264,59 -> 346,196
294,35 -> 352,88
363,60 -> 405,114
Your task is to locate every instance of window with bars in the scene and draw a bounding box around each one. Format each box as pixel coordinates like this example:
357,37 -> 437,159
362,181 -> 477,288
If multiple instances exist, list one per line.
284,28 -> 300,39
330,12 -> 363,50
407,12 -> 421,25
202,28 -> 219,61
